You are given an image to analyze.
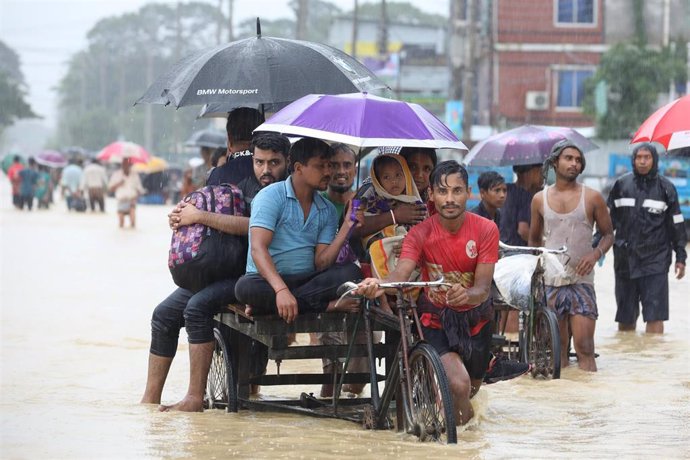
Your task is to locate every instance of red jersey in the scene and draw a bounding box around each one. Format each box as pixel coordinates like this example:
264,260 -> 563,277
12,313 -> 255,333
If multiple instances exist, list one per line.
400,211 -> 499,312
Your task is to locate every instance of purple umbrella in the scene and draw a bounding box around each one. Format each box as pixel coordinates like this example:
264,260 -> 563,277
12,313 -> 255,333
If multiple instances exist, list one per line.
255,93 -> 467,151
35,150 -> 68,168
463,125 -> 599,167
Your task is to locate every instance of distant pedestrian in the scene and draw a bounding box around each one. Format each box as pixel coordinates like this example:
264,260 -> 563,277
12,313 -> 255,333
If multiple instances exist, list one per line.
607,143 -> 686,334
35,165 -> 53,209
18,157 -> 39,211
60,159 -> 83,210
7,155 -> 24,209
108,158 -> 145,228
81,158 -> 108,212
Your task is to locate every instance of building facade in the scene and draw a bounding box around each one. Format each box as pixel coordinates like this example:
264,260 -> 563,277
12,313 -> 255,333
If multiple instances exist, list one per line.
493,0 -> 606,127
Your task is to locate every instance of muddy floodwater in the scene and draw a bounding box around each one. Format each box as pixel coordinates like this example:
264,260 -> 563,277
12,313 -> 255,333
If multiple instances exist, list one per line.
1,181 -> 689,459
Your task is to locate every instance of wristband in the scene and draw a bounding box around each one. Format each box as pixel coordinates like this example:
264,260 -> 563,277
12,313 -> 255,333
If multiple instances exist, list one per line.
275,287 -> 289,295
595,247 -> 604,258
390,209 -> 397,226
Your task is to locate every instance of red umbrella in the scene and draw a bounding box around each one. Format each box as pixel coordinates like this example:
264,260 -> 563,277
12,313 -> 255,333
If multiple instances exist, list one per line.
631,94 -> 690,150
97,141 -> 151,164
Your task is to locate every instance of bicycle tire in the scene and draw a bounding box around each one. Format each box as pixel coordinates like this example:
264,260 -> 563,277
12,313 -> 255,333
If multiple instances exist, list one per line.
401,343 -> 457,444
529,308 -> 561,379
205,326 -> 238,412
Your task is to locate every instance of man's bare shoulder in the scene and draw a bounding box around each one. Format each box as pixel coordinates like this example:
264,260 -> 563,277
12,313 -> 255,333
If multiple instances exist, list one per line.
583,185 -> 606,204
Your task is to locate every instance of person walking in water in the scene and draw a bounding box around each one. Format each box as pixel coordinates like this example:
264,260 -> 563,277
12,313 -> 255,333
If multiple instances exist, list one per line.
607,143 -> 686,334
529,140 -> 613,372
108,157 -> 144,228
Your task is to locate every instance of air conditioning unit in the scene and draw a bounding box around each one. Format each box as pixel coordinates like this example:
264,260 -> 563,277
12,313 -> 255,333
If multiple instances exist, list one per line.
525,91 -> 549,110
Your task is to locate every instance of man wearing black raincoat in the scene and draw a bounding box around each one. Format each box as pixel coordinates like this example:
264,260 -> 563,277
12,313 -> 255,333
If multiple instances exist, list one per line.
607,143 -> 687,334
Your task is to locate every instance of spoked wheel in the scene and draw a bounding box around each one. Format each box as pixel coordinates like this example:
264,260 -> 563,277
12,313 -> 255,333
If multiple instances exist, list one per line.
401,343 -> 457,444
528,308 -> 561,379
205,326 -> 238,412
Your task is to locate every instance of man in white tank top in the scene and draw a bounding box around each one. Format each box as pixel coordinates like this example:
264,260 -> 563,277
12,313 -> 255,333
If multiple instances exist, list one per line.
529,140 -> 613,372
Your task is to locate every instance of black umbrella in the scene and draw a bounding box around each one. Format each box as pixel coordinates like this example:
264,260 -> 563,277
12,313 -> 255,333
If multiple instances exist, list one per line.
136,19 -> 388,109
184,128 -> 227,148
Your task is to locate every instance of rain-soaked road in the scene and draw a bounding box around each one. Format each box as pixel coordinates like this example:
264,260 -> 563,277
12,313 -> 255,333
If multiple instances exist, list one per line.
1,181 -> 689,459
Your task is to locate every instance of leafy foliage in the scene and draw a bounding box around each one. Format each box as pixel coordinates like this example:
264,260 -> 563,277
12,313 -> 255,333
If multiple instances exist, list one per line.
55,2 -> 223,153
583,42 -> 688,140
353,1 -> 446,26
0,41 -> 38,135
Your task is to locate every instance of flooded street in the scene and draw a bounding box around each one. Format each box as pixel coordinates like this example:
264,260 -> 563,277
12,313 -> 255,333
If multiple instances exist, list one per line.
1,181 -> 689,459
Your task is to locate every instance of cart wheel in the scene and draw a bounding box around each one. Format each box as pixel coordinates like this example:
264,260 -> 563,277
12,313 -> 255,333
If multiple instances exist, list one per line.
402,343 -> 457,444
205,326 -> 238,412
528,308 -> 561,379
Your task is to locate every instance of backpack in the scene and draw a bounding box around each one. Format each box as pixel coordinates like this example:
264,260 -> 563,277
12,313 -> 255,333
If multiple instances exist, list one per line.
168,184 -> 248,293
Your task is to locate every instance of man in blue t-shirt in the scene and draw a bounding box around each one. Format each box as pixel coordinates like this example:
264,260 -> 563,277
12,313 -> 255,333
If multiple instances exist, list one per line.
235,138 -> 362,324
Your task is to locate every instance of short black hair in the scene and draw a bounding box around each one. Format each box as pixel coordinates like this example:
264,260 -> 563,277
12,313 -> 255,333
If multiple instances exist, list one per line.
512,163 -> 542,174
330,143 -> 356,161
13,155 -> 21,162
477,171 -> 505,191
289,137 -> 333,169
399,147 -> 437,167
225,107 -> 265,143
429,160 -> 468,189
210,147 -> 226,167
373,155 -> 401,181
28,157 -> 36,166
251,132 -> 291,157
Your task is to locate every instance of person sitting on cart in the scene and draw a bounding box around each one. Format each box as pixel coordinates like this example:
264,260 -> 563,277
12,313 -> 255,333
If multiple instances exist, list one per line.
140,128 -> 290,412
356,160 -> 500,425
234,137 -> 363,323
399,147 -> 437,205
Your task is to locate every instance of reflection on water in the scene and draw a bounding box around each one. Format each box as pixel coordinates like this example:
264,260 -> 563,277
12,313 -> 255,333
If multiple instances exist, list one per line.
1,182 -> 689,458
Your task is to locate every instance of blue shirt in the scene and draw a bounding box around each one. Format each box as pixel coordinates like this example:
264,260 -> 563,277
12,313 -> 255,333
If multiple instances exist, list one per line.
246,176 -> 338,275
499,183 -> 532,246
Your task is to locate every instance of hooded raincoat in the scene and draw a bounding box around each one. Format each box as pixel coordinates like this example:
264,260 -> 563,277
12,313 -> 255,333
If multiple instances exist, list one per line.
607,144 -> 687,279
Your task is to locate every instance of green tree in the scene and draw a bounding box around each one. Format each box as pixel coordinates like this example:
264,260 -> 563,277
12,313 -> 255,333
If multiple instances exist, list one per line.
0,41 -> 38,136
55,2 -> 223,153
583,42 -> 687,139
350,1 -> 445,26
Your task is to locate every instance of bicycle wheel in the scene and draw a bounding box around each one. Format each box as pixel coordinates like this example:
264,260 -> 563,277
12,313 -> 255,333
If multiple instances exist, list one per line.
205,326 -> 238,412
528,308 -> 561,379
402,343 -> 457,444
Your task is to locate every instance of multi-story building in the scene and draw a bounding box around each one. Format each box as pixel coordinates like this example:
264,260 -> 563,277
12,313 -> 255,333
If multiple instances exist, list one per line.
492,0 -> 606,128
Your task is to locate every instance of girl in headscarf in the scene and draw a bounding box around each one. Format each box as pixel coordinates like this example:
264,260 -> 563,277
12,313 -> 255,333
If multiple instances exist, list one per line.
355,154 -> 427,279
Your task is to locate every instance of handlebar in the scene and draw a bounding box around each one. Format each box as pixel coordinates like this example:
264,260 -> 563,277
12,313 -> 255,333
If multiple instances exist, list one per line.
499,241 -> 568,255
334,277 -> 451,309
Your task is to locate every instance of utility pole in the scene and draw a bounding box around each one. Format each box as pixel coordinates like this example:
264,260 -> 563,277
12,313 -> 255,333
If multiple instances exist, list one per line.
378,0 -> 388,57
448,0 -> 464,101
296,0 -> 309,40
351,0 -> 359,59
216,0 -> 223,44
462,0 -> 476,143
227,0 -> 234,42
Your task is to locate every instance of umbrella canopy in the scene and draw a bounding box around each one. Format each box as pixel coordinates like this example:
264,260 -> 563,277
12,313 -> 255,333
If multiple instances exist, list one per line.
35,150 -> 68,168
97,141 -> 151,164
2,154 -> 25,174
463,125 -> 599,167
135,22 -> 387,109
631,94 -> 690,150
133,156 -> 169,174
184,129 -> 227,149
255,93 -> 468,151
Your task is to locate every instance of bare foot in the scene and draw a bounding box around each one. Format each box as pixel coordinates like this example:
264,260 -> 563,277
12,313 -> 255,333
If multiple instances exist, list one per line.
159,395 -> 204,412
326,297 -> 360,313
